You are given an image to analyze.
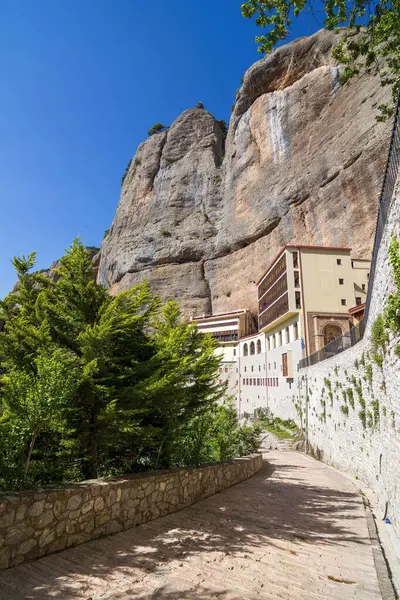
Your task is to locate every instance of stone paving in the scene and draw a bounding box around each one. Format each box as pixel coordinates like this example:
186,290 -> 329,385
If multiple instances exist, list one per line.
0,452 -> 383,599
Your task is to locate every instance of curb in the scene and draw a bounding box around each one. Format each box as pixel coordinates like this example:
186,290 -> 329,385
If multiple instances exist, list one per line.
363,496 -> 398,600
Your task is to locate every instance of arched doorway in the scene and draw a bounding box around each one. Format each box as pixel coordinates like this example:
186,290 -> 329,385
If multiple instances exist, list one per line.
323,324 -> 342,346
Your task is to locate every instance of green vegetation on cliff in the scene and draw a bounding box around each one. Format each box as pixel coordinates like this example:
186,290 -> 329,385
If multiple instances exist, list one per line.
241,0 -> 400,117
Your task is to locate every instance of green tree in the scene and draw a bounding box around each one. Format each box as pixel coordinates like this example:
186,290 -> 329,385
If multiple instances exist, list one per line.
148,123 -> 168,136
241,0 -> 400,117
36,239 -> 160,479
1,350 -> 79,477
134,301 -> 227,469
0,253 -> 52,372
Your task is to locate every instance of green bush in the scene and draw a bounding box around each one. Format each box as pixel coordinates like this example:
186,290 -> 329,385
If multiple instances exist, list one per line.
148,123 -> 168,136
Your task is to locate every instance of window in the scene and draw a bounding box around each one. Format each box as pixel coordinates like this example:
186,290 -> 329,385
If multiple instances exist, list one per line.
243,343 -> 248,356
282,353 -> 288,377
267,337 -> 271,351
356,297 -> 362,306
233,349 -> 236,356
275,378 -> 279,387
337,259 -> 342,265
258,365 -> 261,371
250,341 -> 255,355
294,271 -> 300,288
339,278 -> 344,285
253,378 -> 256,385
246,378 -> 249,385
225,367 -> 228,373
257,339 -> 262,354
293,252 -> 299,269
293,322 -> 298,341
236,368 -> 238,373
278,331 -> 282,346
274,362 -> 276,369
362,284 -> 366,291
268,363 -> 270,370
367,272 -> 370,280
244,366 -> 247,372
250,379 -> 252,385
285,327 -> 290,344
295,291 -> 301,309
341,299 -> 347,306
242,378 -> 245,386
257,378 -> 260,386
251,366 -> 254,372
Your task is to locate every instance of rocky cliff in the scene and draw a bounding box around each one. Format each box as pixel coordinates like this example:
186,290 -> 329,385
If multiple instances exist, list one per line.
98,29 -> 391,317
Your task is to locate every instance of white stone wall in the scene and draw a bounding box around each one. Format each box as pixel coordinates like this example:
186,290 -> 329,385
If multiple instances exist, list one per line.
300,174 -> 400,538
266,315 -> 303,421
238,333 -> 268,417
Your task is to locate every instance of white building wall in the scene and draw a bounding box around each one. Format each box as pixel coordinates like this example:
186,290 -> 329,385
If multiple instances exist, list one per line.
238,334 -> 267,419
265,316 -> 303,421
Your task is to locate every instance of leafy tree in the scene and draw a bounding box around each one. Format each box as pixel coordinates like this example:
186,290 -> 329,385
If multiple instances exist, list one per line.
36,240 -> 160,479
148,123 -> 168,136
241,0 -> 400,117
0,253 -> 52,372
1,350 -> 79,477
0,240 -> 254,489
171,401 -> 262,467
134,301 -> 227,468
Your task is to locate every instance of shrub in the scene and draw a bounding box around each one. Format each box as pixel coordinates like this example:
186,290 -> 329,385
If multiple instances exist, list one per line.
347,388 -> 355,409
385,237 -> 400,330
148,123 -> 168,136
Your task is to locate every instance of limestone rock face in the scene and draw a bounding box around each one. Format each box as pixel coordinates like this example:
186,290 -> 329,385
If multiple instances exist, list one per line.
98,29 -> 391,316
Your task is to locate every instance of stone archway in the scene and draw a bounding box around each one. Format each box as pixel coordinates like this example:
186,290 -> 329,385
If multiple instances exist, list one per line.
323,323 -> 342,345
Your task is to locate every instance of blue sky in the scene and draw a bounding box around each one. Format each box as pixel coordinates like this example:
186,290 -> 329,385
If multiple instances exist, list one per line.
0,1 -> 324,297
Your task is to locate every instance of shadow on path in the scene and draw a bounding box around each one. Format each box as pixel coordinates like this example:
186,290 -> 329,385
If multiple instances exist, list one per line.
0,452 -> 374,600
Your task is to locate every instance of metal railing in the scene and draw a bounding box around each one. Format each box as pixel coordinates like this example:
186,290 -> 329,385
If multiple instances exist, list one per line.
299,89 -> 400,370
299,320 -> 365,368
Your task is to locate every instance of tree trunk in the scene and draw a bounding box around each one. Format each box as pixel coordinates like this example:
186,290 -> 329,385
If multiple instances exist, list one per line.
24,430 -> 37,478
154,436 -> 166,470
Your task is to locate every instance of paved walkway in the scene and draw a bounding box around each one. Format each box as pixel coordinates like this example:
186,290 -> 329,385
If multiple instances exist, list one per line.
0,452 -> 383,600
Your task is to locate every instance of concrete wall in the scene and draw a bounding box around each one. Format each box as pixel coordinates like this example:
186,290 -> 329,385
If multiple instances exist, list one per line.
0,454 -> 262,570
299,173 -> 400,538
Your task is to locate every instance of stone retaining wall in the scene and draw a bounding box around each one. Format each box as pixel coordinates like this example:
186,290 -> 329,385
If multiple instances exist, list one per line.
299,173 -> 400,539
0,453 -> 262,570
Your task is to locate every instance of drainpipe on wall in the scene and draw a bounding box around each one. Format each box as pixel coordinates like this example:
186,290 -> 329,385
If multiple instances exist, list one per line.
237,346 -> 241,419
263,335 -> 269,411
298,249 -> 309,355
305,374 -> 309,455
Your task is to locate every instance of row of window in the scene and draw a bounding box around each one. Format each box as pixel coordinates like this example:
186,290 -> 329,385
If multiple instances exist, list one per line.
211,331 -> 238,342
244,364 -> 264,372
242,378 -> 267,386
259,292 -> 289,330
258,254 -> 287,298
243,339 -> 262,356
241,377 -> 280,387
258,274 -> 288,315
267,323 -> 298,350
